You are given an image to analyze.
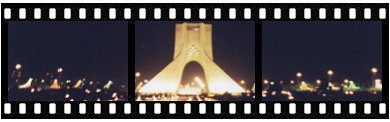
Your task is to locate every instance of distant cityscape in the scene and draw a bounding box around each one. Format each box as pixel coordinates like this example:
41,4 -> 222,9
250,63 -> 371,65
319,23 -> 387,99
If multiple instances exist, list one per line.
262,68 -> 382,101
8,63 -> 381,101
8,64 -> 128,101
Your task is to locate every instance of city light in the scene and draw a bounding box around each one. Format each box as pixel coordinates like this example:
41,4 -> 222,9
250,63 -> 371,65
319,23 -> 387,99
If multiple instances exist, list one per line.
343,79 -> 349,84
263,80 -> 269,84
316,79 -> 321,85
65,93 -> 70,99
96,88 -> 102,93
288,96 -> 294,100
57,67 -> 63,73
30,88 -> 35,93
371,68 -> 379,88
73,80 -> 83,88
103,80 -> 113,89
15,64 -> 22,70
296,72 -> 302,83
328,82 -> 341,91
112,92 -> 117,98
9,64 -> 129,101
240,80 -> 246,85
135,72 -> 141,78
49,79 -> 61,90
296,72 -> 302,78
327,70 -> 334,76
18,78 -> 33,89
298,81 -> 315,92
327,70 -> 334,82
271,91 -> 277,96
270,81 -> 275,85
371,67 -> 378,74
374,79 -> 382,89
85,89 -> 91,94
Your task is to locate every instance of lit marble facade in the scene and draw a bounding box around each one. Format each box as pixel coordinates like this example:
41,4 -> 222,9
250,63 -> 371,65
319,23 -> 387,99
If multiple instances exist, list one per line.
139,23 -> 245,95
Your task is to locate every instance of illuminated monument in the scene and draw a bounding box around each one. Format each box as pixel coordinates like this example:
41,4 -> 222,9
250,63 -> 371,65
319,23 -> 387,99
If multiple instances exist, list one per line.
139,23 -> 245,95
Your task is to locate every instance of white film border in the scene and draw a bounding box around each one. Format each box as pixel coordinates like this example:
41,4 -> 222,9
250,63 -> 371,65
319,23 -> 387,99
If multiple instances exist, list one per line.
2,7 -> 387,20
3,102 -> 388,115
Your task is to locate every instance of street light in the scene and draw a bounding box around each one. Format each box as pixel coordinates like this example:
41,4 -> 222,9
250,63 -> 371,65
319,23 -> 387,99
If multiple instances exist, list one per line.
135,72 -> 141,83
263,80 -> 269,84
371,67 -> 378,86
327,70 -> 333,76
316,79 -> 321,85
57,67 -> 63,73
296,72 -> 302,78
57,67 -> 63,81
371,67 -> 378,74
135,72 -> 141,78
343,79 -> 349,84
14,64 -> 22,83
327,70 -> 333,82
296,72 -> 302,84
15,64 -> 22,70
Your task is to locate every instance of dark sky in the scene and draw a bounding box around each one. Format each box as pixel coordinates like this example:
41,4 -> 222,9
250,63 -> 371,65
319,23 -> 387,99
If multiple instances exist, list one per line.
135,21 -> 255,86
8,21 -> 128,85
262,21 -> 382,85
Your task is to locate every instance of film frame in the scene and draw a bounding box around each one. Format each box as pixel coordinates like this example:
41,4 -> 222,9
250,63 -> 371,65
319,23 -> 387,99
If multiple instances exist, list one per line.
1,3 -> 389,119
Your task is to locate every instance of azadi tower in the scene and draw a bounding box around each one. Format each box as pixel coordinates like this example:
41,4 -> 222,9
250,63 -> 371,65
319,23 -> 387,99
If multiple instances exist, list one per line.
139,23 -> 245,95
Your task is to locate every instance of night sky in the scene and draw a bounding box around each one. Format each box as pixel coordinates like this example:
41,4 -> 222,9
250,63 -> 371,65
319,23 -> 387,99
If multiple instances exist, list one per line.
135,21 -> 256,86
262,21 -> 382,86
8,21 -> 128,85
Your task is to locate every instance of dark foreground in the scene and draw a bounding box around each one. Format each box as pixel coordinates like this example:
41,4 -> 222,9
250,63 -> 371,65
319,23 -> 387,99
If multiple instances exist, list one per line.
263,91 -> 382,101
8,89 -> 128,101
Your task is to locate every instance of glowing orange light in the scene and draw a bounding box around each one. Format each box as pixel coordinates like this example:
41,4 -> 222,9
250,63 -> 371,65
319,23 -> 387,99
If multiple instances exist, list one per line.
49,79 -> 61,90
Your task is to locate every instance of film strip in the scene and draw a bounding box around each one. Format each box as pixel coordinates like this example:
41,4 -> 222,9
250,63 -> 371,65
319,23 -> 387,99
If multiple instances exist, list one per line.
1,3 -> 389,119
